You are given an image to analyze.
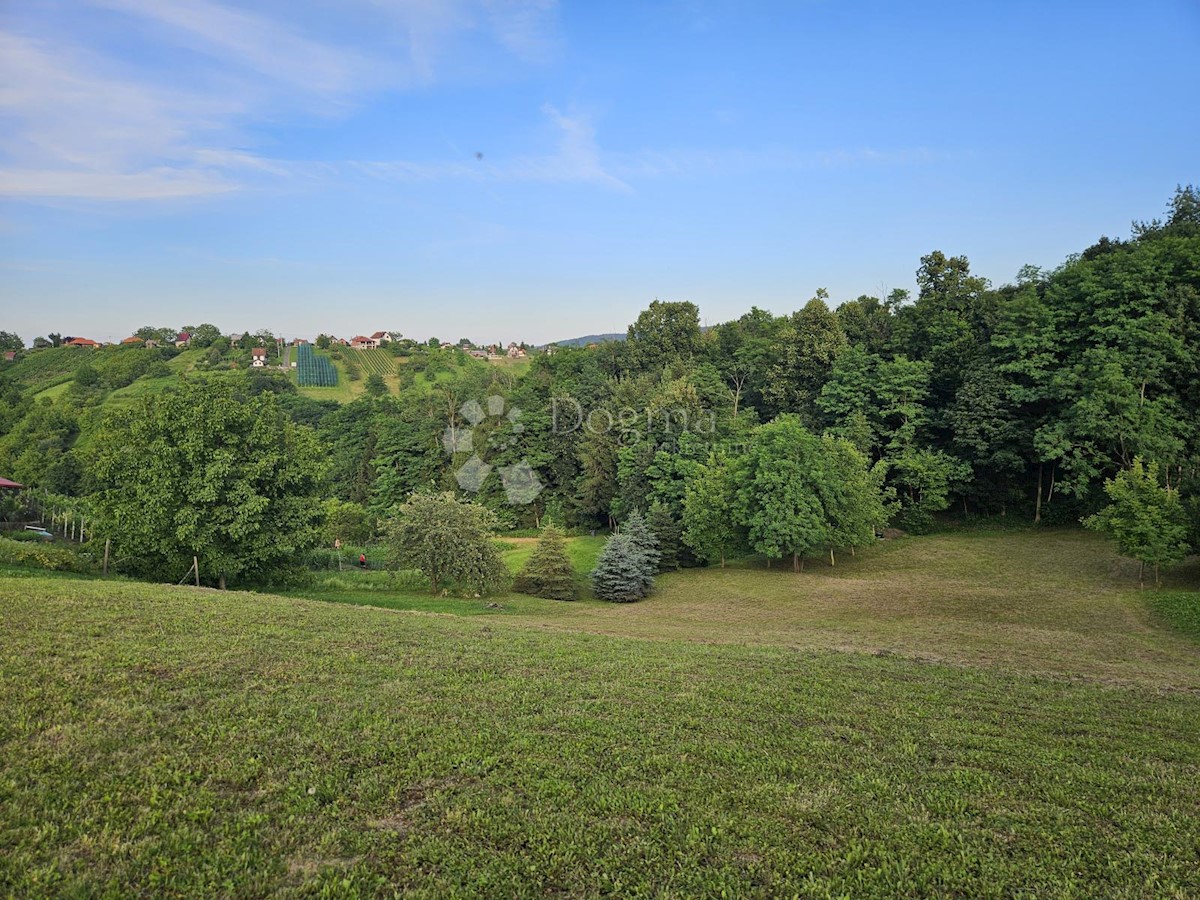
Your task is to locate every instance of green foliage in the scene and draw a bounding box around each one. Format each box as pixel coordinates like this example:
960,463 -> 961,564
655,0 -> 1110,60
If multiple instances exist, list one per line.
513,524 -> 578,600
1084,457 -> 1191,587
386,492 -> 508,595
625,300 -> 702,372
646,502 -> 682,571
0,536 -> 94,572
321,498 -> 374,546
591,532 -> 650,602
682,454 -> 742,566
621,509 -> 660,588
88,380 -> 325,588
364,372 -> 387,397
732,416 -> 829,569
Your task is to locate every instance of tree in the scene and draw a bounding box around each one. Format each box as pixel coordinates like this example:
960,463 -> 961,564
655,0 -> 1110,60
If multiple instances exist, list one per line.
135,325 -> 177,343
0,331 -> 23,352
591,532 -> 651,602
513,523 -> 578,600
646,502 -> 682,571
764,291 -> 848,422
1084,458 -> 1190,588
731,415 -> 828,571
322,498 -> 374,546
386,491 -> 508,595
315,334 -> 332,350
682,454 -> 741,567
365,373 -> 387,397
89,380 -> 324,589
621,509 -> 660,590
815,435 -> 890,564
625,300 -> 702,372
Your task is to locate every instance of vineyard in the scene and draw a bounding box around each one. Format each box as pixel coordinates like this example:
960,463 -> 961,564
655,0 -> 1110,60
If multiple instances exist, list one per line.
295,344 -> 338,387
353,348 -> 396,378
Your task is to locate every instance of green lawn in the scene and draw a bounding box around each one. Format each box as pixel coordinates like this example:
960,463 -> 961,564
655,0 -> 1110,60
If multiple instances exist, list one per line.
3,531 -> 1199,896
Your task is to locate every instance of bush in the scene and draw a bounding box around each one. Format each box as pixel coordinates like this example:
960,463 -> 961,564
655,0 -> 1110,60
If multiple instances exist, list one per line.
591,533 -> 651,603
0,537 -> 95,573
4,531 -> 50,543
514,524 -> 578,600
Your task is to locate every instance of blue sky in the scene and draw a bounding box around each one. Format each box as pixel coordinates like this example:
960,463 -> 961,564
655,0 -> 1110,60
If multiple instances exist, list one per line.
2,1 -> 1197,345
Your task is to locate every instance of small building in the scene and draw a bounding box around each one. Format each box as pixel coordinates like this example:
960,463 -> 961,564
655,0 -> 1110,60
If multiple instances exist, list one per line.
228,332 -> 247,348
121,336 -> 143,345
370,331 -> 392,345
251,347 -> 267,368
506,342 -> 527,359
175,332 -> 192,348
350,335 -> 378,350
65,337 -> 100,348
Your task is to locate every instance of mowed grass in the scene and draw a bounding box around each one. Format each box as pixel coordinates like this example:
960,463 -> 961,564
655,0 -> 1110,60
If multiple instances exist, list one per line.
307,530 -> 1200,691
3,574 -> 1199,897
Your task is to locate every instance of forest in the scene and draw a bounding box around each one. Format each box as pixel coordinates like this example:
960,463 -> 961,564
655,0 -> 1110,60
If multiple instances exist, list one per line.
1,187 -> 1198,585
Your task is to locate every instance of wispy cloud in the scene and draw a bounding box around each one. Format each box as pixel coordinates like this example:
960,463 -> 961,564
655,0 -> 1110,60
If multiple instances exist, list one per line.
0,0 -> 561,201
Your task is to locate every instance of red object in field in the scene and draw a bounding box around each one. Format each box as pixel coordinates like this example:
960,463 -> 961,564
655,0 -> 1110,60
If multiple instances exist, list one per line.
0,477 -> 24,489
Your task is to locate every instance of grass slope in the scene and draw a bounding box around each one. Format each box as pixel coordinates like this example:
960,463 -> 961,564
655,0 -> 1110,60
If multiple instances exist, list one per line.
3,575 -> 1199,897
304,530 -> 1200,691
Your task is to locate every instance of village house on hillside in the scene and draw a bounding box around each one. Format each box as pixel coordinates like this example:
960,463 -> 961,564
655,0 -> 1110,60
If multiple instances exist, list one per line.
120,336 -> 143,345
251,347 -> 267,367
350,335 -> 377,349
506,342 -> 527,359
175,332 -> 192,348
65,337 -> 101,348
369,331 -> 392,344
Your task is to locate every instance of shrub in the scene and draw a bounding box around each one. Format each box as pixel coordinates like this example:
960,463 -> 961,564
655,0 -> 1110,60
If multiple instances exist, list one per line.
5,531 -> 49,543
0,537 -> 95,573
514,524 -> 578,600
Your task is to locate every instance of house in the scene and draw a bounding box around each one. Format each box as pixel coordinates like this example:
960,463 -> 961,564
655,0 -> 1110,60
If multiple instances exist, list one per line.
175,332 -> 192,348
121,336 -> 143,345
228,332 -> 247,348
506,342 -> 527,359
251,347 -> 267,367
369,331 -> 392,345
66,337 -> 101,348
350,335 -> 378,350
469,349 -> 488,359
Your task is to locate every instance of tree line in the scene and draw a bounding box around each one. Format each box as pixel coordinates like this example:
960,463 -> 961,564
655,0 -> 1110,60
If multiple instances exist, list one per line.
0,187 -> 1197,589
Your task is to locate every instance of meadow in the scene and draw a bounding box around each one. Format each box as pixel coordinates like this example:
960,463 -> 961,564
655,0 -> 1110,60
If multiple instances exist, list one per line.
3,529 -> 1199,896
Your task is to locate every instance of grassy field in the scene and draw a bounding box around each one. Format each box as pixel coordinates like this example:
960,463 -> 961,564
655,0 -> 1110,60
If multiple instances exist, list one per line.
3,531 -> 1199,896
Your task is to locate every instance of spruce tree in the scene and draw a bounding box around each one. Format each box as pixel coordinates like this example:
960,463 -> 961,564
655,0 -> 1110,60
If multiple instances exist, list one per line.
591,532 -> 650,603
513,524 -> 578,601
621,509 -> 660,590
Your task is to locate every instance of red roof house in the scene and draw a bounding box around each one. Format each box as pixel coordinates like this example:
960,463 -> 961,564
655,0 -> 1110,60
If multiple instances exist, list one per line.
65,337 -> 100,348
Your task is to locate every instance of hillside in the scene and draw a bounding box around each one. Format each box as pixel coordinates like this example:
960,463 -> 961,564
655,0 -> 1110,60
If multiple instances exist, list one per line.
546,332 -> 625,347
3,531 -> 1199,895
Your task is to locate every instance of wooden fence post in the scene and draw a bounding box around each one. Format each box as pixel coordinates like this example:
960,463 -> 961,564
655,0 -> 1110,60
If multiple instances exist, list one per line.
103,538 -> 111,576
194,556 -> 200,587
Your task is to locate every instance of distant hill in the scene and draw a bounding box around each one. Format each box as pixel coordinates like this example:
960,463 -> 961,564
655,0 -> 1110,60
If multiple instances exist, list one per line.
545,332 -> 625,348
